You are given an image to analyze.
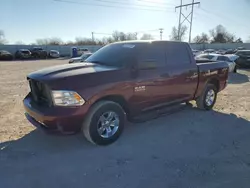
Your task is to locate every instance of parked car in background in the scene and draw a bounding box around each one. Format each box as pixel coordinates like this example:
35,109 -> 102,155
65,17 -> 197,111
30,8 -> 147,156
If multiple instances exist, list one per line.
77,48 -> 91,56
235,50 -> 250,68
196,53 -> 236,72
30,47 -> 47,59
225,49 -> 235,54
15,49 -> 32,59
224,54 -> 239,62
215,49 -> 226,55
69,53 -> 92,63
203,49 -> 215,54
23,40 -> 229,145
0,50 -> 13,61
48,50 -> 60,58
192,49 -> 202,57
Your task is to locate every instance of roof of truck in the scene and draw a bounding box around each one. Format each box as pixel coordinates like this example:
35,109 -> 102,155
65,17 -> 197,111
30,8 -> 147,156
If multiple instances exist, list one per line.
113,40 -> 188,44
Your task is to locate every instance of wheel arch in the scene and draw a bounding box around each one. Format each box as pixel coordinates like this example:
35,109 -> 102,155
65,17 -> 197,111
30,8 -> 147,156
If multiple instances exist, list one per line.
93,95 -> 130,116
207,77 -> 220,91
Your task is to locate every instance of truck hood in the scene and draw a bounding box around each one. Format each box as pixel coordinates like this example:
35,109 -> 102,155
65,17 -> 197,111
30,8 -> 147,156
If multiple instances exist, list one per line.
27,62 -> 119,82
71,57 -> 81,61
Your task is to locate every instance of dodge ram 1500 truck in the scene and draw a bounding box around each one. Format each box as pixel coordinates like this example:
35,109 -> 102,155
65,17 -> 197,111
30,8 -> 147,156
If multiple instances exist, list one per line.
23,41 -> 229,145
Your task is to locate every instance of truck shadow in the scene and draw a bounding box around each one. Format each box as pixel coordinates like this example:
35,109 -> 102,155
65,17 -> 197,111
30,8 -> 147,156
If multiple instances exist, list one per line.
228,71 -> 250,84
1,105 -> 250,158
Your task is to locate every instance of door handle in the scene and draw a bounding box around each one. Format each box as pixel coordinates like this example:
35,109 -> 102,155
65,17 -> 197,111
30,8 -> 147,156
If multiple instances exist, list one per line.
186,73 -> 198,79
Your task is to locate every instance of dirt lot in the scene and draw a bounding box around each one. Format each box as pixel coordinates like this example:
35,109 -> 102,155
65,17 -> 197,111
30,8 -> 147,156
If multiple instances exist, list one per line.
1,60 -> 250,188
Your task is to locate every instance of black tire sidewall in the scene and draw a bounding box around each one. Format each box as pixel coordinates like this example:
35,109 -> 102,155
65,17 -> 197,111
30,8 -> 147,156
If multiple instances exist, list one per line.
203,84 -> 217,110
87,103 -> 125,145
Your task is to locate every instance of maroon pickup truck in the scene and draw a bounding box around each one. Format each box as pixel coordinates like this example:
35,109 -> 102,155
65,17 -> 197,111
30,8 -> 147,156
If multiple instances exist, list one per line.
23,41 -> 229,145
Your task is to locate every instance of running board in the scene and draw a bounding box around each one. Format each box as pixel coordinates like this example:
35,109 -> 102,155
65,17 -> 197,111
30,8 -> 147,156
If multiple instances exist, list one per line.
130,102 -> 192,123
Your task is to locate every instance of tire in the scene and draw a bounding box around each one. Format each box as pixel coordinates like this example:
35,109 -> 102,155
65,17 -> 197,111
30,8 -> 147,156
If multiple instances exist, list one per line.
82,101 -> 126,145
233,66 -> 237,73
196,84 -> 217,110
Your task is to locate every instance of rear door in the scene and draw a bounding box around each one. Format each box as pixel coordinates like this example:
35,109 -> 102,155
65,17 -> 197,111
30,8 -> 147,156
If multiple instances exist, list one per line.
164,42 -> 198,101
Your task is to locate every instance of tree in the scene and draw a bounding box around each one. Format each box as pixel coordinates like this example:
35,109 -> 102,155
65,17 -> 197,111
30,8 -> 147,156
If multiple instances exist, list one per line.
247,36 -> 250,43
0,30 -> 8,44
125,32 -> 137,40
209,25 -> 238,43
192,33 -> 209,43
75,37 -> 96,45
234,38 -> 243,43
15,41 -> 25,45
111,31 -> 137,42
48,37 -> 63,45
36,38 -> 49,45
140,33 -> 154,40
169,25 -> 188,41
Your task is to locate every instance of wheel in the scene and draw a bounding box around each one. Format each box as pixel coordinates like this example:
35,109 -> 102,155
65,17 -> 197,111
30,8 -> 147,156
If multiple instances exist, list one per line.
196,84 -> 217,110
233,66 -> 237,73
82,101 -> 125,145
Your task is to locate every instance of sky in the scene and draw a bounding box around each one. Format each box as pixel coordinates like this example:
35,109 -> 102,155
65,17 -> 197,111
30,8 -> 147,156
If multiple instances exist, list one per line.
0,0 -> 250,44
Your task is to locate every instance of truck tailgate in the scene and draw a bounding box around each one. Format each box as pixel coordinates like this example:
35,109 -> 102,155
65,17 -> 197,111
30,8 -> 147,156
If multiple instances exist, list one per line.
195,61 -> 229,99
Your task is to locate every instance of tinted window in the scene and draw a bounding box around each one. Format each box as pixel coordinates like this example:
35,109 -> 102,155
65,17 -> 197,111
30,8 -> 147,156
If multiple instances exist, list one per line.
166,43 -> 191,64
197,55 -> 209,59
137,43 -> 166,67
86,43 -> 137,67
236,51 -> 250,56
21,50 -> 30,54
197,54 -> 216,60
217,56 -> 231,61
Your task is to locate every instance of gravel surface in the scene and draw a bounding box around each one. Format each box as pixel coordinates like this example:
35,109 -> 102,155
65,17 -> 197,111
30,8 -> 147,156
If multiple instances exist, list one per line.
1,60 -> 250,188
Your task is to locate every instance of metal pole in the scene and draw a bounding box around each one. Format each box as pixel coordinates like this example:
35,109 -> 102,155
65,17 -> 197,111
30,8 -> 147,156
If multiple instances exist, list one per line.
91,32 -> 94,42
189,0 -> 195,43
177,0 -> 182,41
159,28 -> 163,40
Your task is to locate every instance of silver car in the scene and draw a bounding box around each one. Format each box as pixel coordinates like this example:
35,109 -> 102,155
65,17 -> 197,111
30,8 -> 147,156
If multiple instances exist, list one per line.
196,53 -> 237,73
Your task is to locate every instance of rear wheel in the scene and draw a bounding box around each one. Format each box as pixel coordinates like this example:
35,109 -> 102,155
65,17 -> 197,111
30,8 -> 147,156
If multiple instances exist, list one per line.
82,101 -> 125,145
196,84 -> 217,110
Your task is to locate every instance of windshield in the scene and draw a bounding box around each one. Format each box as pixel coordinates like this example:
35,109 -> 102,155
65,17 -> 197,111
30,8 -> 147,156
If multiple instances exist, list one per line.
85,43 -> 136,67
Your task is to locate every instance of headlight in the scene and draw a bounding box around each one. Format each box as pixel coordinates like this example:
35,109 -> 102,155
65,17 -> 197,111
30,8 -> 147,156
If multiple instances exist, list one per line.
52,90 -> 85,106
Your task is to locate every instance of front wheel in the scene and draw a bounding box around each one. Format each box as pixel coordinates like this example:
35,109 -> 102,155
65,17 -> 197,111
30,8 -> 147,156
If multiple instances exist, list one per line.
196,84 -> 217,110
82,101 -> 125,145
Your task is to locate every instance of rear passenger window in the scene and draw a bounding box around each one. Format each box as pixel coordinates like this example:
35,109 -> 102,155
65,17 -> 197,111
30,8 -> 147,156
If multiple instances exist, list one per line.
166,43 -> 191,65
217,56 -> 230,61
137,43 -> 166,67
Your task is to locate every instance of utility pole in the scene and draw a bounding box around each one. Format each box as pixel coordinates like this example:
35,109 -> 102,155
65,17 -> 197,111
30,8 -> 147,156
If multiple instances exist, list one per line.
159,28 -> 163,40
177,0 -> 182,41
91,32 -> 94,42
175,0 -> 200,42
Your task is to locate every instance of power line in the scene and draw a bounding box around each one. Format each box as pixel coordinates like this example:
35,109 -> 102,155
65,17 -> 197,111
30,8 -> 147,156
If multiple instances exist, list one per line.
137,0 -> 175,6
54,0 -> 172,12
93,0 -> 173,9
198,7 -> 249,30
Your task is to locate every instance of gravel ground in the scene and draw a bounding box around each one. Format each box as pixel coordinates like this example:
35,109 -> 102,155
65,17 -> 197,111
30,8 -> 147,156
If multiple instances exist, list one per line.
1,60 -> 250,188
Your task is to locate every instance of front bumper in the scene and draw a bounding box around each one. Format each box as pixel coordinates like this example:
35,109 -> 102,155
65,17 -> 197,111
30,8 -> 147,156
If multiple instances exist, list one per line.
23,95 -> 89,134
